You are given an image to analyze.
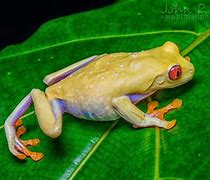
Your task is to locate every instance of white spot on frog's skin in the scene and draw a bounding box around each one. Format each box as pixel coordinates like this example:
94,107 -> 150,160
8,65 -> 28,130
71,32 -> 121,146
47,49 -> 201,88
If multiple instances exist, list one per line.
76,73 -> 83,78
57,83 -> 62,89
105,106 -> 109,110
110,54 -> 118,58
50,56 -> 54,59
7,72 -> 11,75
112,73 -> 119,77
101,69 -> 106,72
137,12 -> 141,15
37,58 -> 41,62
131,53 -> 138,58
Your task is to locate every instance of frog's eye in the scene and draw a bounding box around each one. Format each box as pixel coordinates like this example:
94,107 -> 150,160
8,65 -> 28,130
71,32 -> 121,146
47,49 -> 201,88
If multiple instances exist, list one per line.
168,65 -> 182,80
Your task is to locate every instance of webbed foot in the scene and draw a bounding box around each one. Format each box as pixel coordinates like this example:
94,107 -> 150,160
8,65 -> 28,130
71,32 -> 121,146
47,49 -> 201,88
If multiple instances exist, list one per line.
14,119 -> 44,161
147,99 -> 182,129
133,99 -> 182,129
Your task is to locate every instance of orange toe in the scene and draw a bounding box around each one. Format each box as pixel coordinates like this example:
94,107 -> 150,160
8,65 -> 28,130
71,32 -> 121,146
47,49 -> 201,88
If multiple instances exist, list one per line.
15,119 -> 23,127
166,120 -> 176,130
23,139 -> 40,146
16,126 -> 26,138
17,144 -> 44,161
16,153 -> 26,160
30,152 -> 44,161
171,99 -> 182,108
15,121 -> 44,161
147,101 -> 159,114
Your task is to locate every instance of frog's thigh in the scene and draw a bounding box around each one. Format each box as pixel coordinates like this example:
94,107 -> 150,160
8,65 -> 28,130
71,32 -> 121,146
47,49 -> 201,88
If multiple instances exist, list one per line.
31,89 -> 63,138
112,96 -> 166,128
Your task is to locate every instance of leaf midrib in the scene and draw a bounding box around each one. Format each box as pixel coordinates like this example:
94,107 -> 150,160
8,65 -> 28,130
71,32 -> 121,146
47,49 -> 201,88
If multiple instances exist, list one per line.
0,30 -> 198,61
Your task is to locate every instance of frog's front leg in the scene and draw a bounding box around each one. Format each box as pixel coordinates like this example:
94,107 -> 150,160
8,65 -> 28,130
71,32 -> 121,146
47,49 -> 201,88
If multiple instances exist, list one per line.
4,89 -> 63,161
112,96 -> 175,129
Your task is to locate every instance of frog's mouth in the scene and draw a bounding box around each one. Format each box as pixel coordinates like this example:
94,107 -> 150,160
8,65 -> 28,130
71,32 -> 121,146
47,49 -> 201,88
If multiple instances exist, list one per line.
168,77 -> 194,88
170,81 -> 187,88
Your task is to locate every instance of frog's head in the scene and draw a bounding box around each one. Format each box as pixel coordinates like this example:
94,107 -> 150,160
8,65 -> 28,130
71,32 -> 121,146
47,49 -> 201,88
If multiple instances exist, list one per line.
149,41 -> 195,91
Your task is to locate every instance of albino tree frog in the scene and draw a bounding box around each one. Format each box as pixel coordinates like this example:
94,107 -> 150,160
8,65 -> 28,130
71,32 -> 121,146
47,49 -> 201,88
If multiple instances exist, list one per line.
4,41 -> 195,161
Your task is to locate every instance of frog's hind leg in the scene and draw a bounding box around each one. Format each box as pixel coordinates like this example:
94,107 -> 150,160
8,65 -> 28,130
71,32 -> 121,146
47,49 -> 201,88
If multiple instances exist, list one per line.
4,94 -> 35,160
31,89 -> 63,138
43,55 -> 103,86
4,89 -> 63,161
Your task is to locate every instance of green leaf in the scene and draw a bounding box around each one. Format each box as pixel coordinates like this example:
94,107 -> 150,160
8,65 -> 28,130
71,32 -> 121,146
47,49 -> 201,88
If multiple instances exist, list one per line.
0,0 -> 210,179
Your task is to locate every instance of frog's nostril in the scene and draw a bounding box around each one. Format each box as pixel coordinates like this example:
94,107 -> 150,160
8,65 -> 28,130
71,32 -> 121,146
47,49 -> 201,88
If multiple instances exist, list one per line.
189,68 -> 195,74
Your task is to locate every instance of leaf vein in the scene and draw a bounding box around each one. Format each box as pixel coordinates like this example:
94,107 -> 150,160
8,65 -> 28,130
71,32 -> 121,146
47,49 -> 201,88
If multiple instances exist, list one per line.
0,30 -> 198,60
0,111 -> 35,130
68,120 -> 119,179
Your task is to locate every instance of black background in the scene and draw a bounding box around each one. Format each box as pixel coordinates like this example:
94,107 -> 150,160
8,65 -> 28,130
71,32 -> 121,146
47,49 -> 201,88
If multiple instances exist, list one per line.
0,0 -> 116,50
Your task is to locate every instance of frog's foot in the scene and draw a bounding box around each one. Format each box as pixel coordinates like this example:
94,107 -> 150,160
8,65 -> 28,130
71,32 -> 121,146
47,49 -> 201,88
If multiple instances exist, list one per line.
133,99 -> 182,129
149,99 -> 182,129
14,119 -> 44,161
147,99 -> 182,120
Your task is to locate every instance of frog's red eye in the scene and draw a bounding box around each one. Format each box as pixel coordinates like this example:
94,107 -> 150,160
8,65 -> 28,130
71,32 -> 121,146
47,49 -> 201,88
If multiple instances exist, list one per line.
168,65 -> 182,80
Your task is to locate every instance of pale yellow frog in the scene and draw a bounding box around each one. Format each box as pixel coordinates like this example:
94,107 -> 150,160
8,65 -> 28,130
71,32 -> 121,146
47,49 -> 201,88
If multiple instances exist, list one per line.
4,41 -> 195,161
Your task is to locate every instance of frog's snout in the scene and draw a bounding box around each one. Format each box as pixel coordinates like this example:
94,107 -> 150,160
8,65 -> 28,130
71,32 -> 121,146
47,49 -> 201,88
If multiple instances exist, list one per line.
188,64 -> 195,78
184,63 -> 195,84
189,66 -> 195,75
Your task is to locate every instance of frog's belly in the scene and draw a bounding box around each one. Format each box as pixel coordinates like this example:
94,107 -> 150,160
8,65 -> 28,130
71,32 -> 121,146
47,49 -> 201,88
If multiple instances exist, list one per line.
62,100 -> 120,121
62,92 -> 154,121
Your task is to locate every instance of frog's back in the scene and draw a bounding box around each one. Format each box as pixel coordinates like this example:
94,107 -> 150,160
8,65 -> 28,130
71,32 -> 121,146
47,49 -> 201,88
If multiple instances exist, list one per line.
46,52 -> 146,120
